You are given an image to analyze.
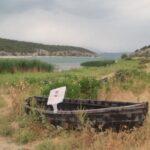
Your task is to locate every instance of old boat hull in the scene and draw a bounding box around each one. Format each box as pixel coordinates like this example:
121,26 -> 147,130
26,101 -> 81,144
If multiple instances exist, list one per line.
24,96 -> 149,129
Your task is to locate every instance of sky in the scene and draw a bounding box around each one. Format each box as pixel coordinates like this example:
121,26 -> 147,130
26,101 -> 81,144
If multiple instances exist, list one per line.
0,0 -> 150,53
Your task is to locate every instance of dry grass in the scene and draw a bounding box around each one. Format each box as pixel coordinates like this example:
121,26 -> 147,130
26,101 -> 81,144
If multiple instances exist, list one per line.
0,79 -> 149,149
98,86 -> 150,102
0,59 -> 149,149
1,82 -> 149,150
0,95 -> 6,108
36,118 -> 150,150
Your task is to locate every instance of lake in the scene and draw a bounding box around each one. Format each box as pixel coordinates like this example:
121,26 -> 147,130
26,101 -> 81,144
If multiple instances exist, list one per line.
29,53 -> 122,70
0,53 -> 122,70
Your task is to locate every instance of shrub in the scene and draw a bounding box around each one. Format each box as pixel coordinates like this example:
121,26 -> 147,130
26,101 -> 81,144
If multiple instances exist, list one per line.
42,77 -> 100,99
79,77 -> 100,99
42,79 -> 81,99
121,53 -> 128,59
81,60 -> 115,67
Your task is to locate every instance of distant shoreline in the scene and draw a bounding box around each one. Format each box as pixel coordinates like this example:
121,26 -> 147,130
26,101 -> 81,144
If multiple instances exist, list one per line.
0,55 -> 97,58
0,56 -> 33,58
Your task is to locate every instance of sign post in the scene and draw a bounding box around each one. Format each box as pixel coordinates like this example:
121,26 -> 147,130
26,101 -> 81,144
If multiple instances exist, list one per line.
47,86 -> 66,113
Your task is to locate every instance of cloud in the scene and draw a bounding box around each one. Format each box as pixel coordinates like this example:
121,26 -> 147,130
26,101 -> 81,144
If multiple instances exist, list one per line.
0,0 -> 150,52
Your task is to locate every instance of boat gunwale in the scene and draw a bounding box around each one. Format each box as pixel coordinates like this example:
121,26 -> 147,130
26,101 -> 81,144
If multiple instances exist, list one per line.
24,96 -> 148,115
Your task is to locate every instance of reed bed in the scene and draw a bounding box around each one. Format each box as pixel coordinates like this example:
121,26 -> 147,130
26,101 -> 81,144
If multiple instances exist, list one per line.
0,59 -> 53,73
81,60 -> 115,67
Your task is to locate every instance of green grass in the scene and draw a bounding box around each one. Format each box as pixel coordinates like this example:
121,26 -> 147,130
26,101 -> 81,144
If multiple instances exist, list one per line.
81,60 -> 115,67
0,59 -> 53,73
0,59 -> 139,86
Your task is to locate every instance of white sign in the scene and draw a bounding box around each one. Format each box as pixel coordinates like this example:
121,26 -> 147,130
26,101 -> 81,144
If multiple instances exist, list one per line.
47,86 -> 66,113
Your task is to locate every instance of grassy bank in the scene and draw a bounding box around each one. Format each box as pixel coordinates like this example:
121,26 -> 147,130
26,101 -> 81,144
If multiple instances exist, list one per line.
0,59 -> 53,73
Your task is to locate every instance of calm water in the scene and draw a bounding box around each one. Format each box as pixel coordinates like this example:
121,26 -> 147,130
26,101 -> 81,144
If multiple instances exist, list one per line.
28,53 -> 122,70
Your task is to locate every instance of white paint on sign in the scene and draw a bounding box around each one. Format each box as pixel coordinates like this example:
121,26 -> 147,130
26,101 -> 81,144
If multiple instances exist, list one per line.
47,86 -> 66,113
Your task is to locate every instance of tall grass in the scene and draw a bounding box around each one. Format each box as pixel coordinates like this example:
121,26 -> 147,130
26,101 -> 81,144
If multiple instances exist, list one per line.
81,60 -> 115,67
0,59 -> 53,73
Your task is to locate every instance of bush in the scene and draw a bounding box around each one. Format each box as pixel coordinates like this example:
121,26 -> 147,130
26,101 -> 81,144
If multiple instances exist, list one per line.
121,53 -> 128,59
79,77 -> 100,99
81,60 -> 115,67
42,79 -> 81,99
42,77 -> 100,99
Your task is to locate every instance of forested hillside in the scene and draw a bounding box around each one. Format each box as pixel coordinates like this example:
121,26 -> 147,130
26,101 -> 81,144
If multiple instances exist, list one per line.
0,38 -> 96,56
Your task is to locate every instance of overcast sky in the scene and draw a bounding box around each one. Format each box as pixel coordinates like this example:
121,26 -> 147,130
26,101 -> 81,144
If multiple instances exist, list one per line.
0,0 -> 150,52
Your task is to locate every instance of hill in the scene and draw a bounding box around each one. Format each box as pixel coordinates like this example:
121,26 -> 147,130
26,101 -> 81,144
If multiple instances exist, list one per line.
0,38 -> 96,56
131,45 -> 150,57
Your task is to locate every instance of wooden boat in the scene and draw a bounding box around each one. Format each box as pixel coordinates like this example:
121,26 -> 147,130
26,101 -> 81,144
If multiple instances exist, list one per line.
24,96 -> 148,129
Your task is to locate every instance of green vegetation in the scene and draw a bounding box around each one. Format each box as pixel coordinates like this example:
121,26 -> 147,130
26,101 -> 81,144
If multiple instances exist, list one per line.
0,38 -> 96,56
81,60 -> 115,67
0,58 -> 149,149
0,59 -> 53,73
0,59 -> 140,86
113,69 -> 150,93
42,77 -> 100,99
121,53 -> 131,60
